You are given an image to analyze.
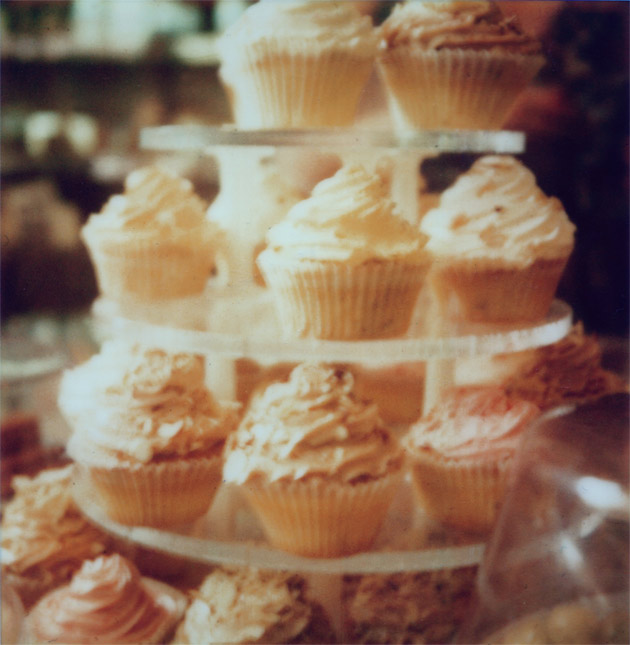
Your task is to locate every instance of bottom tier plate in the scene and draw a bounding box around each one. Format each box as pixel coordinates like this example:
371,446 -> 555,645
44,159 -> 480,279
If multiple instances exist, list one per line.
73,474 -> 485,576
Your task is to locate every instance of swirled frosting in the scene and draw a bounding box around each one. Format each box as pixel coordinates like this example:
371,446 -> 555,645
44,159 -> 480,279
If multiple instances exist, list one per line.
504,323 -> 629,410
223,364 -> 402,484
405,386 -> 540,460
420,156 -> 575,267
219,1 -> 377,60
380,1 -> 541,54
82,166 -> 216,236
1,466 -> 109,597
62,342 -> 240,467
260,164 -> 429,265
26,554 -> 187,644
175,568 -> 312,644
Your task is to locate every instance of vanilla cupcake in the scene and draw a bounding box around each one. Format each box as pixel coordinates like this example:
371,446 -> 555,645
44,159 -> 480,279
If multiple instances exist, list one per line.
25,554 -> 188,644
1,466 -> 111,609
173,567 -> 335,644
223,363 -> 404,557
377,1 -> 545,130
82,166 -> 220,303
257,164 -> 431,339
218,1 -> 377,128
404,386 -> 541,534
420,156 -> 575,324
60,342 -> 240,527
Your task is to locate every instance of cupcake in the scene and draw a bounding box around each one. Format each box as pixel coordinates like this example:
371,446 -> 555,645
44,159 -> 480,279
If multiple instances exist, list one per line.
1,465 -> 111,609
377,1 -> 545,130
82,166 -> 220,304
24,554 -> 188,644
218,1 -> 377,128
60,342 -> 240,527
257,164 -> 431,339
403,386 -> 541,534
502,322 -> 629,410
173,567 -> 335,644
420,156 -> 576,324
223,363 -> 404,557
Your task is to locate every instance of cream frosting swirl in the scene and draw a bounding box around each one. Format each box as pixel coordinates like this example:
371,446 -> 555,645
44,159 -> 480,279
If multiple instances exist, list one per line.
175,568 -> 311,644
62,342 -> 240,467
26,554 -> 187,644
380,1 -> 541,54
82,166 -> 216,236
260,164 -> 429,265
420,156 -> 575,266
223,364 -> 402,484
219,1 -> 377,60
1,466 -> 109,586
405,386 -> 540,460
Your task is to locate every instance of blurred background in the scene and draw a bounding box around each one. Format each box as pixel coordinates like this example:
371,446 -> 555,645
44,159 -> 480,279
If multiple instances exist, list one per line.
1,0 -> 628,340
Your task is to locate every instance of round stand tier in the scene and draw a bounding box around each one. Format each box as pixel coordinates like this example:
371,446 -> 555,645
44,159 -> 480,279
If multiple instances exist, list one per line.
73,476 -> 485,576
140,124 -> 525,154
92,296 -> 572,366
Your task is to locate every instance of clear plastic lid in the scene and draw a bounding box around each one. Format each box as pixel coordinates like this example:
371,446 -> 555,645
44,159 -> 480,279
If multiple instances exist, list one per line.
457,394 -> 629,644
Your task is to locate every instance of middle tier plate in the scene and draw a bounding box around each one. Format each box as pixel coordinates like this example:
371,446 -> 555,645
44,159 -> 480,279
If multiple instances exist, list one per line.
92,293 -> 572,366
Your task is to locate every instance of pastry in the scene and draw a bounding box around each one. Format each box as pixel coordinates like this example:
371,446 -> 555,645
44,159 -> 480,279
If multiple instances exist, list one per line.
1,465 -> 111,609
24,554 -> 188,644
420,155 -> 575,323
173,566 -> 335,644
258,164 -> 431,339
60,342 -> 240,527
403,386 -> 541,534
377,1 -> 545,130
343,566 -> 478,644
223,363 -> 404,557
81,166 -> 220,304
218,0 -> 377,128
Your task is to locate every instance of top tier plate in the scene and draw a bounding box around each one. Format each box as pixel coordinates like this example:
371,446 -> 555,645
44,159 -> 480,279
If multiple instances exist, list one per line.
140,124 -> 525,154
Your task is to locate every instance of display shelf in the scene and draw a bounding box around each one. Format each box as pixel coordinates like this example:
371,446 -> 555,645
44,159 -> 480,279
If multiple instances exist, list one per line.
73,476 -> 485,576
140,124 -> 525,153
92,295 -> 572,366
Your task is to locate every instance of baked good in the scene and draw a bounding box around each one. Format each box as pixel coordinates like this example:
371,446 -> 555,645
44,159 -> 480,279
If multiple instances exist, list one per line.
24,554 -> 188,644
403,386 -> 541,534
60,342 -> 240,527
1,413 -> 43,498
377,1 -> 545,130
1,465 -> 111,609
81,166 -> 220,304
343,566 -> 478,644
257,164 -> 431,339
223,363 -> 404,557
420,155 -> 575,324
503,322 -> 629,409
217,1 -> 377,128
173,566 -> 336,644
1,578 -> 26,645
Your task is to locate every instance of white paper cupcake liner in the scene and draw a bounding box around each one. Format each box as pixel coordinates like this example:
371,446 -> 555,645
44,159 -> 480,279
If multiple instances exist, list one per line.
242,474 -> 402,558
223,40 -> 374,128
377,48 -> 545,130
258,254 -> 428,339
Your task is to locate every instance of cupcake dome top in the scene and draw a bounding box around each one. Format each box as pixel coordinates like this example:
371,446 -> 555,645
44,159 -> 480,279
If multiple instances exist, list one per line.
223,363 -> 402,484
262,164 -> 429,265
420,156 -> 575,266
379,1 -> 541,53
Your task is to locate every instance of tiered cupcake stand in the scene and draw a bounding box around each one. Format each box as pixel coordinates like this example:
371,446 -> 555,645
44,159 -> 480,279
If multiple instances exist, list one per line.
78,125 -> 573,639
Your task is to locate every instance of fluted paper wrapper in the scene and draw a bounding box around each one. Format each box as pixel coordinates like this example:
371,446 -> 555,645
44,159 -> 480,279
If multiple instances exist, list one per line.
377,48 -> 545,130
242,474 -> 402,557
80,456 -> 223,527
82,227 -> 215,302
224,41 -> 374,128
259,255 -> 428,339
410,452 -> 513,535
429,256 -> 569,324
